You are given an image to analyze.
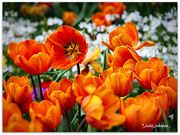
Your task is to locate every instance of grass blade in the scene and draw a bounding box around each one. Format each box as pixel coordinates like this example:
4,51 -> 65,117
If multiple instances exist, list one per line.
162,109 -> 170,132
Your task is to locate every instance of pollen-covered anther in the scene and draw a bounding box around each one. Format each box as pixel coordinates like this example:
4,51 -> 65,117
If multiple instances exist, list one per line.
64,41 -> 81,59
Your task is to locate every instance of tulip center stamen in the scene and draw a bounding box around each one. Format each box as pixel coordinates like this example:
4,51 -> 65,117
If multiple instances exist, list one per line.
64,41 -> 81,60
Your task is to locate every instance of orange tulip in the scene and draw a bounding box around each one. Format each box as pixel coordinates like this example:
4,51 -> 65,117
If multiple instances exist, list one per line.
62,11 -> 78,26
135,57 -> 170,89
99,67 -> 114,82
81,47 -> 102,75
7,39 -> 53,75
45,26 -> 88,70
104,68 -> 134,97
3,97 -> 22,129
4,92 -> 32,114
142,91 -> 169,123
91,12 -> 111,27
120,92 -> 161,132
152,76 -> 177,110
3,95 -> 43,132
98,2 -> 126,17
4,117 -> 43,132
44,78 -> 76,111
72,74 -> 104,104
111,46 -> 141,70
102,22 -> 155,51
29,100 -> 61,132
3,76 -> 32,104
82,88 -> 125,130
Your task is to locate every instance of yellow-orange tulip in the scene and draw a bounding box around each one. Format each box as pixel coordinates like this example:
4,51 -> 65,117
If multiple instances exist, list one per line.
29,100 -> 61,132
3,76 -> 32,104
7,39 -> 53,75
152,76 -> 177,110
44,78 -> 76,111
62,11 -> 78,26
82,88 -> 125,130
45,26 -> 88,70
120,92 -> 161,132
102,22 -> 155,52
81,47 -> 102,75
135,57 -> 170,89
104,68 -> 134,97
72,74 -> 103,104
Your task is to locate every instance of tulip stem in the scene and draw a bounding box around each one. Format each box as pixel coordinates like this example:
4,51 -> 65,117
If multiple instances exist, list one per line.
77,63 -> 80,75
76,117 -> 86,132
65,110 -> 71,132
76,63 -> 81,125
30,75 -> 38,101
37,74 -> 43,101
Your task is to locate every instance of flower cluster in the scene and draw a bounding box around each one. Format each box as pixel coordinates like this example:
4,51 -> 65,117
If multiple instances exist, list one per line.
3,2 -> 177,133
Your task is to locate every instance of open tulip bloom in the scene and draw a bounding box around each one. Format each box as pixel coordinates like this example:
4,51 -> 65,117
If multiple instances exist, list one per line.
3,4 -> 177,132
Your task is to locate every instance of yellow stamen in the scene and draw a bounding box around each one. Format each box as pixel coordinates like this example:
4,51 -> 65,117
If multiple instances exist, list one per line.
64,41 -> 81,60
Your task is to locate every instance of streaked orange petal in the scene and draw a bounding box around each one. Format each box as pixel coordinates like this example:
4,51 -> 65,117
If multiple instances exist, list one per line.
158,76 -> 177,92
135,41 -> 155,50
111,34 -> 133,48
82,96 -> 104,120
83,76 -> 103,94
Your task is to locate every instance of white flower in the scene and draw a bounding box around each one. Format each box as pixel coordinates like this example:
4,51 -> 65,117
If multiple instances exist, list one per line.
142,25 -> 149,32
151,35 -> 158,41
162,47 -> 167,53
163,35 -> 170,42
105,14 -> 111,21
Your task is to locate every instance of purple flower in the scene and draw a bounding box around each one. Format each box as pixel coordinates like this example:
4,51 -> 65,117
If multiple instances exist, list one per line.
31,87 -> 47,101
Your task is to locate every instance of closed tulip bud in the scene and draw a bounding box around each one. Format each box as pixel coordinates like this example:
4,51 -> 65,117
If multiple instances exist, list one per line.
120,92 -> 161,132
3,76 -> 32,104
29,100 -> 61,132
44,78 -> 76,111
135,57 -> 170,89
104,68 -> 134,97
7,39 -> 53,75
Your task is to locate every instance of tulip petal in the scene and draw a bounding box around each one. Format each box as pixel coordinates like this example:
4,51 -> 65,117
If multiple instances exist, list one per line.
135,41 -> 155,50
83,76 -> 103,94
102,113 -> 126,126
89,60 -> 102,73
158,76 -> 177,92
15,55 -> 36,75
82,96 -> 104,120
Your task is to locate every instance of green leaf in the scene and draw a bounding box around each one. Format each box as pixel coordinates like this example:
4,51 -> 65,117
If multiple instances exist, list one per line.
87,124 -> 93,132
72,3 -> 87,27
102,50 -> 107,72
57,115 -> 67,132
71,111 -> 78,124
54,68 -> 71,82
162,109 -> 170,132
41,70 -> 61,75
87,124 -> 97,132
81,107 -> 86,116
3,70 -> 9,79
86,3 -> 98,17
23,112 -> 31,121
34,76 -> 41,102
